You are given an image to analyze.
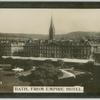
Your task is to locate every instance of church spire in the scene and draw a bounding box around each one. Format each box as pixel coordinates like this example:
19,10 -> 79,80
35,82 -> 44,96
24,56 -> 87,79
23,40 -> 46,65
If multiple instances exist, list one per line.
49,17 -> 55,40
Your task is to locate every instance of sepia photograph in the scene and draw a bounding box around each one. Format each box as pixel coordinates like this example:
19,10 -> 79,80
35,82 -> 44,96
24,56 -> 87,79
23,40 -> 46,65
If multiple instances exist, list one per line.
0,2 -> 100,97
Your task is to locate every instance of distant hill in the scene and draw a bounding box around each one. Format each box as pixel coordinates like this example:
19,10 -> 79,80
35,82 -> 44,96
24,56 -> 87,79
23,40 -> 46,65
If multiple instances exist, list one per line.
0,33 -> 48,40
56,31 -> 100,40
0,31 -> 100,41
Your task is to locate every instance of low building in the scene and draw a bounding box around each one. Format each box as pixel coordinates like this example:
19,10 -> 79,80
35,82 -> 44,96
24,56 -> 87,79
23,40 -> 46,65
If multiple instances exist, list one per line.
0,40 -> 11,56
11,41 -> 25,56
0,40 -> 25,57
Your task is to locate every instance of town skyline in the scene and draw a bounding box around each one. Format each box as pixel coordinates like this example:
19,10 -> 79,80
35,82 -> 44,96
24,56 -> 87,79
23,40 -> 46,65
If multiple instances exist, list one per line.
0,9 -> 100,34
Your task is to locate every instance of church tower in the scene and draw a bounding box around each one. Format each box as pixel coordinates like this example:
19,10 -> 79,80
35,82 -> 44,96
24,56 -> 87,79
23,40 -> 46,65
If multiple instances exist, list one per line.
49,17 -> 55,40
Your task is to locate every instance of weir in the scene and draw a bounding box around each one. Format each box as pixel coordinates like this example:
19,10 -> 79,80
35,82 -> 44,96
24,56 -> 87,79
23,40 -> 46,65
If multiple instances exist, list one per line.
2,56 -> 94,64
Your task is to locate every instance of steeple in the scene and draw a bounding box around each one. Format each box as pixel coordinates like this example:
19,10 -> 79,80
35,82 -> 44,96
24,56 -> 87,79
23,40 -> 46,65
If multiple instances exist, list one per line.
49,17 -> 55,40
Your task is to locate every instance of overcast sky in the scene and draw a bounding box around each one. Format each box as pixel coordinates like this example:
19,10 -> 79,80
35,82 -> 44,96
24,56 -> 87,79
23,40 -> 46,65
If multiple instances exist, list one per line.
0,9 -> 100,34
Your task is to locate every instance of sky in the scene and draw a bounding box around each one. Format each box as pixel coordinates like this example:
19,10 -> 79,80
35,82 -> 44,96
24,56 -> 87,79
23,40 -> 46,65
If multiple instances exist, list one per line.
0,9 -> 100,34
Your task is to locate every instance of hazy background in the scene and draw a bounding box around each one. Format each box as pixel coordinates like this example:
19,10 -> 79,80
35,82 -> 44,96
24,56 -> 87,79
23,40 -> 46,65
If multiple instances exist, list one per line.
0,9 -> 100,34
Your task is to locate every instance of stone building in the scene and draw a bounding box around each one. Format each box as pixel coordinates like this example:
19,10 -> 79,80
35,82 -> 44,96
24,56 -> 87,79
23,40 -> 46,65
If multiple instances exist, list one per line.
23,39 -> 40,57
11,41 -> 25,56
0,40 -> 25,57
24,39 -> 99,59
23,18 -> 100,59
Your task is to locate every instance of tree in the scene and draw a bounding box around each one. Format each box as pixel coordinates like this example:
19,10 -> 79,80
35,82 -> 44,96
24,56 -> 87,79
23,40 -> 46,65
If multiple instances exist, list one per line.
20,63 -> 63,86
12,59 -> 33,71
56,60 -> 64,68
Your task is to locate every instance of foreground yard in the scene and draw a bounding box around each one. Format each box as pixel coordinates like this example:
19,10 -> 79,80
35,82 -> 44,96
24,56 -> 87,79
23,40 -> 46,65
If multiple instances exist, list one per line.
0,67 -> 93,93
0,70 -> 30,93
